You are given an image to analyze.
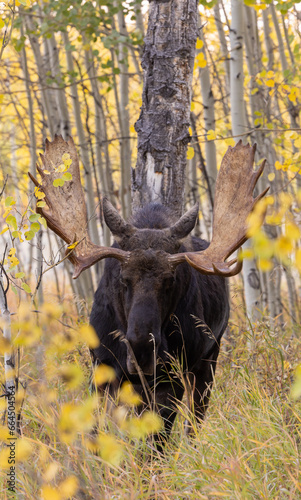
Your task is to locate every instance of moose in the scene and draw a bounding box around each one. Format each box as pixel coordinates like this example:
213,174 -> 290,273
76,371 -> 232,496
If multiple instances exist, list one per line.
29,135 -> 267,444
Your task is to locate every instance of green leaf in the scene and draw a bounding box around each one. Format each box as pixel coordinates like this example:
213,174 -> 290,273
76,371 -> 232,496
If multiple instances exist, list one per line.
25,230 -> 35,241
37,201 -> 46,208
11,285 -> 17,295
21,283 -> 32,294
53,178 -> 65,187
5,196 -> 15,207
62,172 -> 72,182
31,222 -> 40,233
6,215 -> 17,231
39,216 -> 47,229
29,213 -> 40,222
15,272 -> 25,279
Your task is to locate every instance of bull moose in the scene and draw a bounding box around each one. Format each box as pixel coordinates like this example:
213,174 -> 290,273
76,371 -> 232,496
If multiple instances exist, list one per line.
29,135 -> 267,444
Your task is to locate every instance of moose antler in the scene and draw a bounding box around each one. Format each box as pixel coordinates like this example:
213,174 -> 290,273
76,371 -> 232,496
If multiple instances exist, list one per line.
169,141 -> 269,276
29,135 -> 129,278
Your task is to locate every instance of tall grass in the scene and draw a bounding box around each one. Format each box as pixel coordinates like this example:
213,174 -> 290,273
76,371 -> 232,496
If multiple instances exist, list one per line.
1,294 -> 300,499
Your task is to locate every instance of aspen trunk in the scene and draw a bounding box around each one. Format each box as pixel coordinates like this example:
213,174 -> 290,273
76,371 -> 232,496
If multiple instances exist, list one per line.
116,8 -> 132,219
132,0 -> 198,217
230,0 -> 262,322
0,277 -> 17,435
197,16 -> 217,210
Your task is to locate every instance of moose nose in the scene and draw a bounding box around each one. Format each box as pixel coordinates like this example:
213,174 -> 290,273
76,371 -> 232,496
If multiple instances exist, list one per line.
126,331 -> 159,376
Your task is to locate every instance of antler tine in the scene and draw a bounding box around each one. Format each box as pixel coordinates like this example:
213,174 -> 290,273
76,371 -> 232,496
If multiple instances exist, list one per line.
28,135 -> 129,278
169,141 -> 268,277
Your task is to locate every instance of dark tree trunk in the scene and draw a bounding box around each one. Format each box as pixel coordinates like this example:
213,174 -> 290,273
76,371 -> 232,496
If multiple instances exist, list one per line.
132,0 -> 198,217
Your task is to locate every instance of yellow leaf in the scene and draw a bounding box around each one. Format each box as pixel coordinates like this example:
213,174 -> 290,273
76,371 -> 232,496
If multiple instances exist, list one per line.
0,226 -> 9,235
196,39 -> 204,49
225,138 -> 236,147
59,364 -> 84,389
266,79 -> 275,88
198,59 -> 207,68
285,222 -> 300,241
268,173 -> 275,182
119,381 -> 142,406
67,241 -> 78,250
94,364 -> 116,386
96,434 -> 124,467
274,236 -> 293,259
275,161 -> 282,170
294,136 -> 301,148
42,462 -> 59,482
186,146 -> 195,160
60,476 -> 79,499
61,153 -> 70,162
41,486 -> 61,500
257,258 -> 273,271
207,129 -> 216,141
78,324 -> 100,348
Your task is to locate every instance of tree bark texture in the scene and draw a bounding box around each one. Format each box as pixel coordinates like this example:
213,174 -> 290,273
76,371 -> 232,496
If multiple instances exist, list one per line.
132,0 -> 198,217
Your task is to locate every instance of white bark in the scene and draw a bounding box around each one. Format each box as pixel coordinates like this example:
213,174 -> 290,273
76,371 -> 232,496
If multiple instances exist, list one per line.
46,35 -> 71,139
117,8 -> 132,219
198,16 -> 217,201
213,1 -> 230,91
230,0 -> 262,322
0,277 -> 16,435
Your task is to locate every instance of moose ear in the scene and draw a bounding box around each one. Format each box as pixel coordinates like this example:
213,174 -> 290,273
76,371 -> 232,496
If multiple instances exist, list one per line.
169,203 -> 199,240
102,198 -> 135,242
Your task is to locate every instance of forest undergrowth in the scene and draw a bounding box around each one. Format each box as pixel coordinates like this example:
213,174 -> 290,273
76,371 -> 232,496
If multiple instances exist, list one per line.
0,282 -> 300,500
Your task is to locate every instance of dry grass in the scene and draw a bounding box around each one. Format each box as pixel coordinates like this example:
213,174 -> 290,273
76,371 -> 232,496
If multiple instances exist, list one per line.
0,294 -> 300,500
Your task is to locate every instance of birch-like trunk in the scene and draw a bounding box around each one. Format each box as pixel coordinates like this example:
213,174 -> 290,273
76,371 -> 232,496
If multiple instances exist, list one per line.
116,8 -> 132,219
230,0 -> 262,322
132,0 -> 198,217
0,277 -> 16,435
46,34 -> 71,139
24,14 -> 59,137
83,47 -> 114,247
213,0 -> 230,93
198,16 -> 217,208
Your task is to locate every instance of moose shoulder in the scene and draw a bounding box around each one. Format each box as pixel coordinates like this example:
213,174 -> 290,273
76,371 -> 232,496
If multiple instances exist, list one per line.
29,135 -> 268,444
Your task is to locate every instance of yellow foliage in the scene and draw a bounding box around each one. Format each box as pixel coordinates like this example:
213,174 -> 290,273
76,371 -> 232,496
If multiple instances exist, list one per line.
225,138 -> 236,147
0,438 -> 32,469
119,381 -> 142,406
96,433 -> 124,467
78,324 -> 100,348
207,129 -> 216,141
60,476 -> 79,499
122,411 -> 162,439
94,364 -> 116,386
41,486 -> 61,500
186,146 -> 195,160
58,397 -> 97,444
59,364 -> 84,389
196,39 -> 204,49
